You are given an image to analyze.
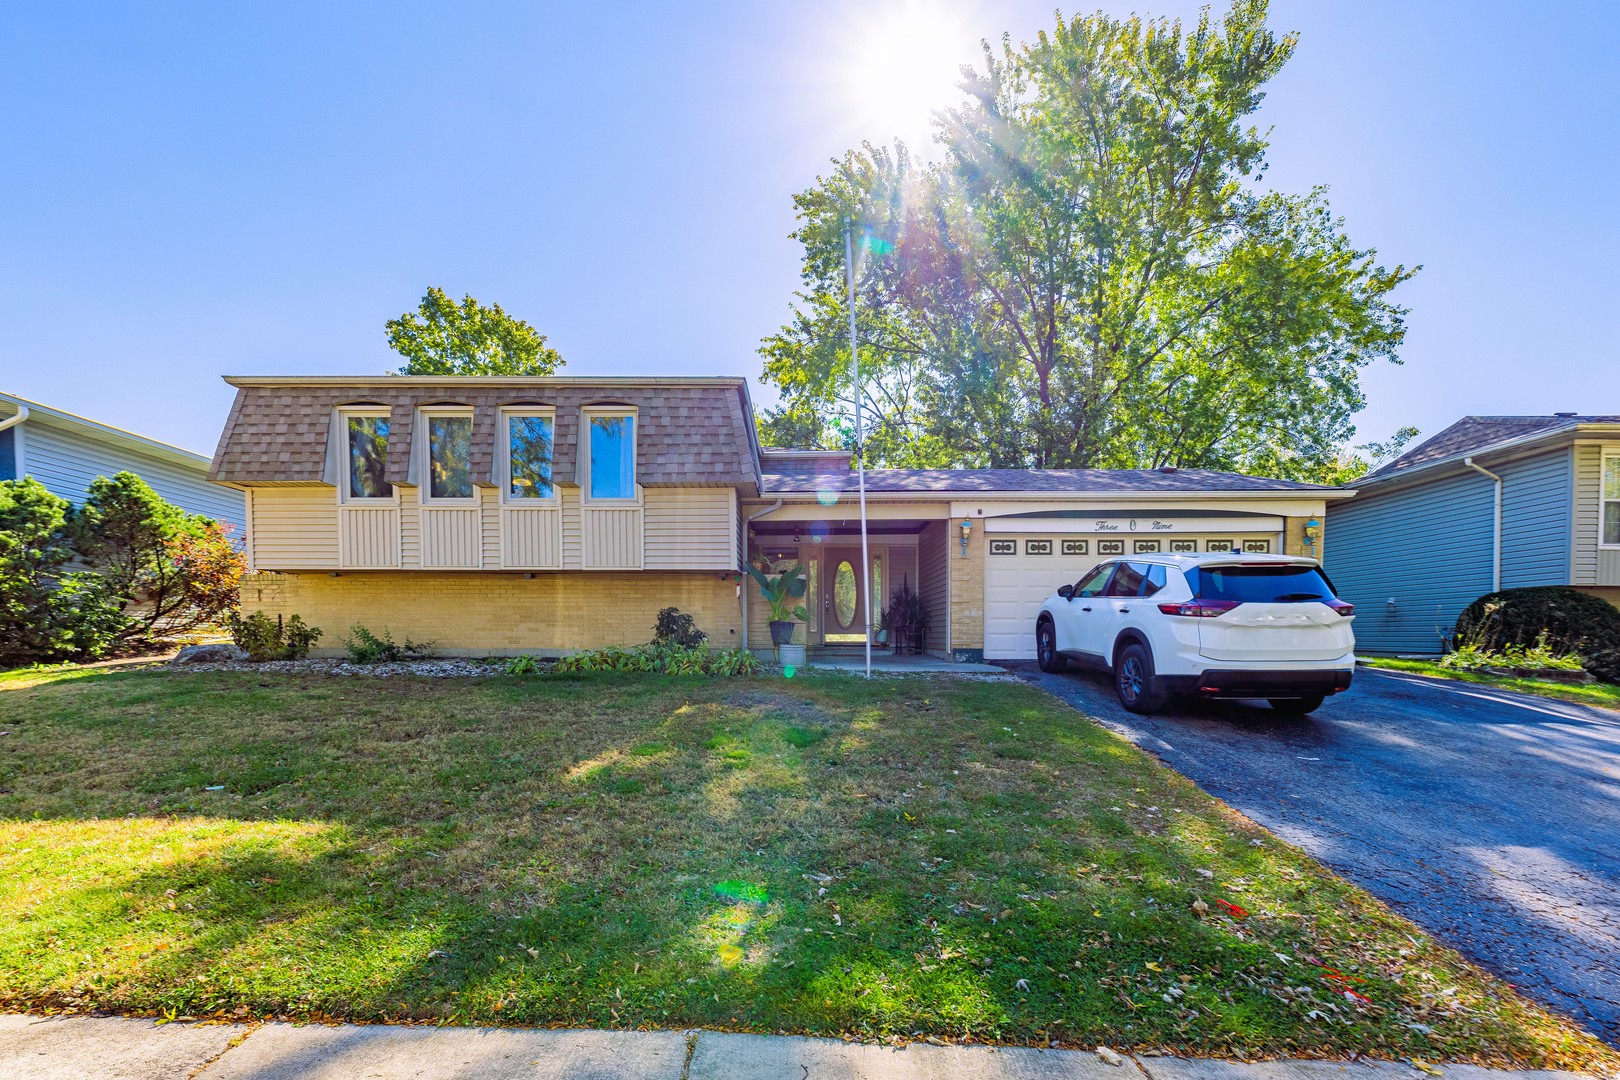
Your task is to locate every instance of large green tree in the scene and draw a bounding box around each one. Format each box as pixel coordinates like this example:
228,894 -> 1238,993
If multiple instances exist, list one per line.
387,287 -> 563,376
760,1 -> 1416,479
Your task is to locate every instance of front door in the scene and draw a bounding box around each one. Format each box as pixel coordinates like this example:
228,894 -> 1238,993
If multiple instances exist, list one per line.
821,547 -> 878,645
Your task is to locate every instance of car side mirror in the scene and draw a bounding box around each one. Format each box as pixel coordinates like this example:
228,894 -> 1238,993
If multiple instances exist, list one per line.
1057,584 -> 1074,600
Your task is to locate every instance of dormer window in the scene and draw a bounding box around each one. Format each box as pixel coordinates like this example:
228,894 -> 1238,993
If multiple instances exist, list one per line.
423,410 -> 474,501
586,410 -> 637,500
503,409 -> 555,500
345,413 -> 393,499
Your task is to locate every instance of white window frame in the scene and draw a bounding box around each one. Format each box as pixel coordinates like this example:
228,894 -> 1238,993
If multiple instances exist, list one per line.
581,406 -> 641,504
337,408 -> 398,505
416,406 -> 478,506
498,406 -> 559,505
1602,448 -> 1620,549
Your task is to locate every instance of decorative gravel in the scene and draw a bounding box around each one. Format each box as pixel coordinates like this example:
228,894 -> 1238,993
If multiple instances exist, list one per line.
168,658 -> 513,678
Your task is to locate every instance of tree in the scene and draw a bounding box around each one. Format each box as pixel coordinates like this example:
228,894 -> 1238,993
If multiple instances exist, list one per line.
387,287 -> 564,376
760,1 -> 1416,479
0,479 -> 126,665
72,473 -> 243,644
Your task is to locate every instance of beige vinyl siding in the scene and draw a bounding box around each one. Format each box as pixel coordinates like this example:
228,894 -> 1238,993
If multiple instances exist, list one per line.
581,505 -> 644,569
399,487 -> 421,567
643,487 -> 738,570
421,506 -> 482,568
248,486 -> 339,570
918,519 -> 950,656
481,487 -> 502,568
339,505 -> 401,568
1574,442 -> 1620,585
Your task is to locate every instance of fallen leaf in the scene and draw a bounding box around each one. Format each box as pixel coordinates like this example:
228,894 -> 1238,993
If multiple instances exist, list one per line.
1095,1046 -> 1124,1067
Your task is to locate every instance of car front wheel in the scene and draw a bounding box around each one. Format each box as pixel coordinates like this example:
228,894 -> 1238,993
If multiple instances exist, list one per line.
1036,619 -> 1067,673
1114,642 -> 1167,714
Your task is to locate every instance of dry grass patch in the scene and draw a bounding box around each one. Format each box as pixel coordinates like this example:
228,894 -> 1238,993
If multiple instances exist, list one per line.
0,664 -> 1611,1068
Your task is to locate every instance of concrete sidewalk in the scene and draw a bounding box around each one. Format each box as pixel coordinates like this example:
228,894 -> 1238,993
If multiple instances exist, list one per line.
0,1015 -> 1606,1080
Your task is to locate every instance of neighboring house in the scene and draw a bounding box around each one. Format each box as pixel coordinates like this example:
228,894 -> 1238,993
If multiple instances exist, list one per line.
209,374 -> 1347,659
1,391 -> 244,529
1325,414 -> 1620,655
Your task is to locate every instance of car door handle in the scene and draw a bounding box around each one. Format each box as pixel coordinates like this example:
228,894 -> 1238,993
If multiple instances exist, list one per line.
1081,606 -> 1092,612
1119,607 -> 1130,613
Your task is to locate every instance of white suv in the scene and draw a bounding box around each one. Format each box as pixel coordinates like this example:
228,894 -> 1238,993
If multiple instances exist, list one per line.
1033,552 -> 1356,715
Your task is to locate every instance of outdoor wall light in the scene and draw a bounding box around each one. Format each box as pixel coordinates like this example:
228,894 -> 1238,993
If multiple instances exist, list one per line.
1304,517 -> 1321,547
959,517 -> 973,557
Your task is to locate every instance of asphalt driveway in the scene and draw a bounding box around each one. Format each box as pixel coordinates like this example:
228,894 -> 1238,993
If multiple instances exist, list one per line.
1008,661 -> 1620,1045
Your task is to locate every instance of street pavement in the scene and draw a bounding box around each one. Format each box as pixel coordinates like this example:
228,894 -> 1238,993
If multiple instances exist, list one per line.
1010,663 -> 1620,1046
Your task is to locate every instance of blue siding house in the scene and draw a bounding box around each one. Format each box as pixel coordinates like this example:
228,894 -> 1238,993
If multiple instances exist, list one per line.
1326,414 -> 1620,655
0,392 -> 243,530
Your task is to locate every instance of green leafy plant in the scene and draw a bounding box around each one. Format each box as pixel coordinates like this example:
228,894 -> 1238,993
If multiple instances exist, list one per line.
746,561 -> 809,624
1455,587 -> 1620,684
504,654 -> 540,676
884,577 -> 931,654
653,607 -> 708,648
1441,632 -> 1585,674
226,611 -> 322,662
344,625 -> 434,664
554,644 -> 762,677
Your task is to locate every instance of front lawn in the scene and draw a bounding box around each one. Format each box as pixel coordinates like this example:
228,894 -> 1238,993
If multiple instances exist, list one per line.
1360,658 -> 1620,711
0,665 -> 1610,1068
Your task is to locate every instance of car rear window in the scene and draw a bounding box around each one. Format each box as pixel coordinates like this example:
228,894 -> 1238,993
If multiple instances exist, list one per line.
1191,564 -> 1337,603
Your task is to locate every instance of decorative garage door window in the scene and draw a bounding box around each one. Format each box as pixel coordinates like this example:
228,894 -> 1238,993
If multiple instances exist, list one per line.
1169,539 -> 1197,552
1062,539 -> 1089,555
1242,539 -> 1271,552
1098,539 -> 1124,555
1206,539 -> 1234,551
1134,539 -> 1160,553
989,539 -> 1017,555
833,561 -> 857,629
1025,539 -> 1053,555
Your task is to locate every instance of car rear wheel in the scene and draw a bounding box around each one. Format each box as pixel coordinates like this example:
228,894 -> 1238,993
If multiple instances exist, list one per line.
1114,642 -> 1167,714
1036,619 -> 1067,673
1268,695 -> 1326,715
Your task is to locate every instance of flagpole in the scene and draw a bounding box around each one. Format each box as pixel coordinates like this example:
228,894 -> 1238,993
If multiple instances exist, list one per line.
845,223 -> 872,680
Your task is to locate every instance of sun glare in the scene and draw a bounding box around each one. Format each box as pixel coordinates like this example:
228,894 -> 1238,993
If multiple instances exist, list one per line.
838,0 -> 982,153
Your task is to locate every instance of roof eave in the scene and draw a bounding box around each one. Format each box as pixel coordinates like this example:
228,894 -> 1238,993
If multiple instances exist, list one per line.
1352,422 -> 1620,493
0,391 -> 213,468
758,487 -> 1353,500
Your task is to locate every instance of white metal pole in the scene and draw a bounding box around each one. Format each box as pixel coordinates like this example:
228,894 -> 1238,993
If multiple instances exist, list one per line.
846,223 -> 872,679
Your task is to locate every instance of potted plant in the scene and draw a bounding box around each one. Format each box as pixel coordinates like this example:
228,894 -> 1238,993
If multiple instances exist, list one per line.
747,560 -> 809,663
887,577 -> 932,656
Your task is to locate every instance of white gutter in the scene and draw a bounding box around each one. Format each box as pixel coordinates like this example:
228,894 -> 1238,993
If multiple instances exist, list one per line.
0,404 -> 28,434
1464,456 -> 1503,592
739,499 -> 784,651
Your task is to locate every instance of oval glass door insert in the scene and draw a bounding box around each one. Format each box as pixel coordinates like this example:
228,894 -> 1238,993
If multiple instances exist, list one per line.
833,561 -> 857,629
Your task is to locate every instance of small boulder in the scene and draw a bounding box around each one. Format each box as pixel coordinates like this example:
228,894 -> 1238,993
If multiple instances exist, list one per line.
172,643 -> 248,664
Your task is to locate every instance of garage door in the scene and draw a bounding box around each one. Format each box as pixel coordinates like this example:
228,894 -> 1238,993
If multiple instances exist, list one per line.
982,533 -> 1278,660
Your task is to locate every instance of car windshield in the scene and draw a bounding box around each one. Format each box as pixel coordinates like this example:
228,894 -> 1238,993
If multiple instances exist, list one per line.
1191,564 -> 1337,603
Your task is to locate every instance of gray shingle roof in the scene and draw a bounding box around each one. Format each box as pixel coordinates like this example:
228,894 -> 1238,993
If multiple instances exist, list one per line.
1367,415 -> 1620,481
763,467 -> 1337,495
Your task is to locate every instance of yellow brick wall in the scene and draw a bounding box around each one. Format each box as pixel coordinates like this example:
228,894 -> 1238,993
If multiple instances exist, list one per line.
1283,515 -> 1325,560
241,570 -> 743,656
948,527 -> 985,655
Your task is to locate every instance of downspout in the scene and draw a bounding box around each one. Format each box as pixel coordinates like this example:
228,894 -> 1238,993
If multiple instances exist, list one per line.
0,404 -> 28,434
1464,457 -> 1503,592
739,499 -> 783,651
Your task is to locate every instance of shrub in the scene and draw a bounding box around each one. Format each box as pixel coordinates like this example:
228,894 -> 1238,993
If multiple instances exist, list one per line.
345,625 -> 434,664
653,607 -> 708,648
555,643 -> 762,677
227,611 -> 322,661
504,654 -> 540,675
1455,586 -> 1620,683
72,472 -> 245,645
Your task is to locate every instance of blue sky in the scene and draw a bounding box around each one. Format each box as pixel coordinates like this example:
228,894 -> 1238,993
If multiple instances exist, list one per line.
2,1 -> 1615,458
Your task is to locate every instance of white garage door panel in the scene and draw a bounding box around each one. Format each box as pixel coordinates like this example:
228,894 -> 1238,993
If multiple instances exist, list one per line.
984,550 -> 1103,660
983,533 -> 1283,660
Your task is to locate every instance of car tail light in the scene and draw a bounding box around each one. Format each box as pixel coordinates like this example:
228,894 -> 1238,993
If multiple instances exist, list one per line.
1326,600 -> 1355,616
1157,600 -> 1242,617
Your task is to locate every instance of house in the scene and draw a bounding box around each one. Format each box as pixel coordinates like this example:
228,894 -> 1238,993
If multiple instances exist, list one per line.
1,391 -> 244,529
208,374 -> 1348,659
1325,414 -> 1620,655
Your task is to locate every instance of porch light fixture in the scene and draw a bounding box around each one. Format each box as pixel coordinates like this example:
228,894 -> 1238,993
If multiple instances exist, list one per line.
1304,518 -> 1321,549
959,517 -> 973,557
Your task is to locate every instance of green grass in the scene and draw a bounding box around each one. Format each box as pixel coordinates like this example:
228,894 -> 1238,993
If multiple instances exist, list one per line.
0,665 -> 1610,1069
1361,658 -> 1620,710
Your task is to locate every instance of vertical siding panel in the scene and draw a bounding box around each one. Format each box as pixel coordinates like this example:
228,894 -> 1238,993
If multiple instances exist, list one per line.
1326,471 -> 1497,654
421,508 -> 481,568
339,506 -> 400,568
